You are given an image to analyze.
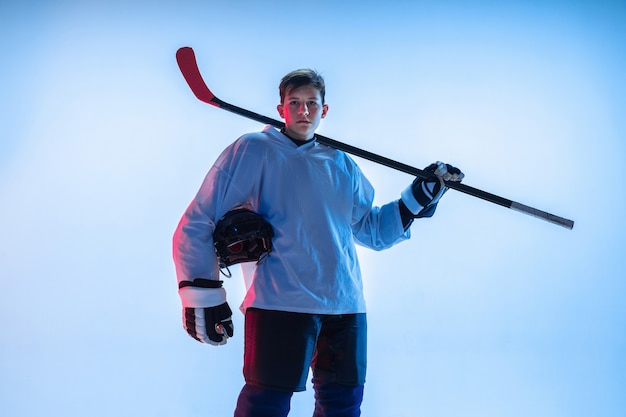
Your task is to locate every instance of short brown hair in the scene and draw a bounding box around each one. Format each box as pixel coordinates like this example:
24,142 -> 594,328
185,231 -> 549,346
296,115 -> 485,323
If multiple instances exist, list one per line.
279,69 -> 326,104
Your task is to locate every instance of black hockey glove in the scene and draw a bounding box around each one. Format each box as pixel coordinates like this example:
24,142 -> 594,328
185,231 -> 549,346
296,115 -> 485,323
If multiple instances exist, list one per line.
183,303 -> 234,345
401,161 -> 464,218
178,279 -> 234,346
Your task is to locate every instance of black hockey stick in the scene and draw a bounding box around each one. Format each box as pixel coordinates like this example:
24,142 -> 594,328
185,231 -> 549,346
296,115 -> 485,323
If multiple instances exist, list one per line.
176,46 -> 574,230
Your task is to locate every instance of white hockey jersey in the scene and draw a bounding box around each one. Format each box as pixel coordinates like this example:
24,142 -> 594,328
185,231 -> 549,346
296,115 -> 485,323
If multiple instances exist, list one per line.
173,126 -> 410,314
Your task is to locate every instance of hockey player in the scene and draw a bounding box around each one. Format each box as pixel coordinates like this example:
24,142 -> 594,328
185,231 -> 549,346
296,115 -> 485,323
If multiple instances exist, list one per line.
172,68 -> 464,417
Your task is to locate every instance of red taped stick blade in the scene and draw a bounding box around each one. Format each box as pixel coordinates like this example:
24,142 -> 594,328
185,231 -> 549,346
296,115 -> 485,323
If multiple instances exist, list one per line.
176,47 -> 217,105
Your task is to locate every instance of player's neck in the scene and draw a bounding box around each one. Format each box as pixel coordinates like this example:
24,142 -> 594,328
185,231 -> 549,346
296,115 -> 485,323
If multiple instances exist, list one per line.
281,128 -> 315,146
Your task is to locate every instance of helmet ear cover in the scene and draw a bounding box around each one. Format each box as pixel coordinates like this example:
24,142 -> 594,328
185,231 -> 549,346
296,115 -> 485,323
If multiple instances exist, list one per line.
213,208 -> 274,275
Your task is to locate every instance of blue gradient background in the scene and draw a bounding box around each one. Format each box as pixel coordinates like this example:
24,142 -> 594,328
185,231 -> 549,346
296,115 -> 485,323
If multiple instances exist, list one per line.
1,1 -> 625,416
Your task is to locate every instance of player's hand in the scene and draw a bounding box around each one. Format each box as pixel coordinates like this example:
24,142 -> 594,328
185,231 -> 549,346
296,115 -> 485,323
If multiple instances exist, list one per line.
183,302 -> 234,345
401,161 -> 464,218
178,279 -> 233,345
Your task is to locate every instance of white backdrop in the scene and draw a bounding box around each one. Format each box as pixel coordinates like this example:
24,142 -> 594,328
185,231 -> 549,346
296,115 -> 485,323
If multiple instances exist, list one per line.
1,1 -> 625,416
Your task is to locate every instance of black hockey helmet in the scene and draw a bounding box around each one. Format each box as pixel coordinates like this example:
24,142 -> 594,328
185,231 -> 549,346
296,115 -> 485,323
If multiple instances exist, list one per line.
213,207 -> 274,276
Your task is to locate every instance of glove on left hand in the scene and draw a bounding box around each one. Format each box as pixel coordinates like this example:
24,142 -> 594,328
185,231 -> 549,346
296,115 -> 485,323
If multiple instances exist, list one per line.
401,161 -> 464,218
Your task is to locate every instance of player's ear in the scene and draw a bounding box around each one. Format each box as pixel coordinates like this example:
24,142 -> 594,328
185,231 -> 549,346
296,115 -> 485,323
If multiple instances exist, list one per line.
277,104 -> 284,118
321,104 -> 329,118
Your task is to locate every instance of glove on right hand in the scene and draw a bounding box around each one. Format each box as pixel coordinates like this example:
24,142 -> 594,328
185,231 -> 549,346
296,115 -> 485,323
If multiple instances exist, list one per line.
183,302 -> 234,345
401,161 -> 464,218
178,278 -> 234,346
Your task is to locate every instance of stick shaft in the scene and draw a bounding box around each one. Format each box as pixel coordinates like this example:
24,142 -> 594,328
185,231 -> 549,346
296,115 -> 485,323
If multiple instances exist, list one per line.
176,47 -> 574,230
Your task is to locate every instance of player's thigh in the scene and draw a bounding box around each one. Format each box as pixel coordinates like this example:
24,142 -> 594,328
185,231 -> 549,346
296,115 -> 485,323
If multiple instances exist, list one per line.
243,308 -> 322,391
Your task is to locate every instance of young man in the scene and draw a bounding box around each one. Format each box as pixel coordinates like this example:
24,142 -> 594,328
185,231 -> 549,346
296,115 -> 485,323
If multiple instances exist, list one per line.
173,69 -> 463,417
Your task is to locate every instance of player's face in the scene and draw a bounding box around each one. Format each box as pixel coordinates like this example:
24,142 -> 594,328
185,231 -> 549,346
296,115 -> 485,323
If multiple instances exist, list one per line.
277,86 -> 328,141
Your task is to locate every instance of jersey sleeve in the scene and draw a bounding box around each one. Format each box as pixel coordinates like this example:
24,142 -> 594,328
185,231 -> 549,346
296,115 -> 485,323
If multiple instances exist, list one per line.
350,162 -> 410,250
172,134 -> 267,286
